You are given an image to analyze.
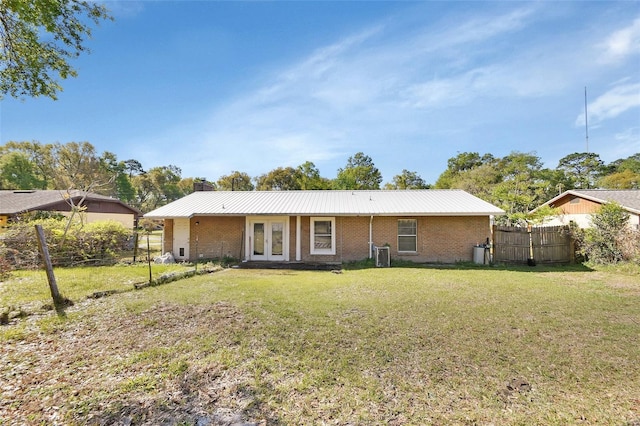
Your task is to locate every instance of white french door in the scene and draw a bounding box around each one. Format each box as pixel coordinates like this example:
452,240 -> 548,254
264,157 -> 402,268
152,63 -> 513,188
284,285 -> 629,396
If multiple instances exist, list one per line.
248,217 -> 287,261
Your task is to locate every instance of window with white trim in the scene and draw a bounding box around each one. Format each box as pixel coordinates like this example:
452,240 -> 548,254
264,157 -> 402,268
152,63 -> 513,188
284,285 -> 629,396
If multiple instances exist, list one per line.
398,219 -> 417,252
310,217 -> 336,255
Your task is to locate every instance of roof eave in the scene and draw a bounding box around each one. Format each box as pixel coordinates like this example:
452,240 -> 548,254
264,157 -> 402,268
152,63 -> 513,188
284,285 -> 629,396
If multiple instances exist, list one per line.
146,211 -> 505,218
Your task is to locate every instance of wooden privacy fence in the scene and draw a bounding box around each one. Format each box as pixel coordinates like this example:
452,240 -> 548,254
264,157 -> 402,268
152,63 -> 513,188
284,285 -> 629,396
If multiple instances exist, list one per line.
493,225 -> 572,264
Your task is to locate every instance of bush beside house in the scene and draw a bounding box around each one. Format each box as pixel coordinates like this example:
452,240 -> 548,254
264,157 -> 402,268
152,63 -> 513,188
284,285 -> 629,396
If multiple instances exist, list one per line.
0,217 -> 132,272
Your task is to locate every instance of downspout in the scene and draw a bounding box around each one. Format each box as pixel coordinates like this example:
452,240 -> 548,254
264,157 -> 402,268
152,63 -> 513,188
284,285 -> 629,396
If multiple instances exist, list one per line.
296,216 -> 301,261
369,215 -> 374,258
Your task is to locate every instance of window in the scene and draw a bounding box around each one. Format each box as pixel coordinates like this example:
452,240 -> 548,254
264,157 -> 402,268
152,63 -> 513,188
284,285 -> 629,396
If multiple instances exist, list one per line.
311,217 -> 336,255
398,219 -> 417,252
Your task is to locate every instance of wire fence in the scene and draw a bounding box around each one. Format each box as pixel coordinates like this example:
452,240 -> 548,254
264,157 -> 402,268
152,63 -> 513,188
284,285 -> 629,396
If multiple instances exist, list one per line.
0,230 -> 163,271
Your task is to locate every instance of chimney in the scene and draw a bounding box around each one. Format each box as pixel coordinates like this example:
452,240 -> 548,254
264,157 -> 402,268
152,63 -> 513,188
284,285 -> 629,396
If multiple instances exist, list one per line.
193,180 -> 215,192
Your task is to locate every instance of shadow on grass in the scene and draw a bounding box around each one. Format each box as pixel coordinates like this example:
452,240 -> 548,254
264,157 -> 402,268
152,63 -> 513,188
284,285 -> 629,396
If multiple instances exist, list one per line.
76,384 -> 284,426
52,296 -> 74,318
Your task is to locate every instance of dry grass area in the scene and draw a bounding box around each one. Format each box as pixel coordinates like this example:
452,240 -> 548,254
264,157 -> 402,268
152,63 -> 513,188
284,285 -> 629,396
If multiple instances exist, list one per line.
1,265 -> 639,425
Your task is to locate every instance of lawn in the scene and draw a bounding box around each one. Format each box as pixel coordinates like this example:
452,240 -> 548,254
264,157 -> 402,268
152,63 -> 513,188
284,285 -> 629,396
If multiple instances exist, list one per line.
0,262 -> 195,312
1,264 -> 639,425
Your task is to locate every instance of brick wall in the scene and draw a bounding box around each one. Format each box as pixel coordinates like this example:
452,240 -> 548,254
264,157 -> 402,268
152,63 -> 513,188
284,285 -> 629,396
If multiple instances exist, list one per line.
163,219 -> 173,254
299,215 -> 491,263
191,216 -> 245,260
419,216 -> 490,263
169,215 -> 491,264
299,216 -> 370,263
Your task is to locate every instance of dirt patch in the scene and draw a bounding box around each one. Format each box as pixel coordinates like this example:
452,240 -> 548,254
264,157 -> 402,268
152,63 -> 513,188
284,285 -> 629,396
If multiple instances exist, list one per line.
0,300 -> 270,425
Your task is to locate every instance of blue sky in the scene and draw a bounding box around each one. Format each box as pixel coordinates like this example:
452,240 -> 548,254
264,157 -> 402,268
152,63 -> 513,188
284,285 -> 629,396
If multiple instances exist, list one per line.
1,1 -> 639,185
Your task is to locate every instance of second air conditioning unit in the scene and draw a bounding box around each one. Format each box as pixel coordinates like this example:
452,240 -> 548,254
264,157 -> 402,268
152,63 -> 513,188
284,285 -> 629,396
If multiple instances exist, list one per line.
375,246 -> 390,267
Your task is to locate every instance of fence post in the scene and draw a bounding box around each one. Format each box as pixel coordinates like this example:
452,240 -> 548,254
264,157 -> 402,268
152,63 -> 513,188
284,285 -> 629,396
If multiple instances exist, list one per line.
34,224 -> 64,305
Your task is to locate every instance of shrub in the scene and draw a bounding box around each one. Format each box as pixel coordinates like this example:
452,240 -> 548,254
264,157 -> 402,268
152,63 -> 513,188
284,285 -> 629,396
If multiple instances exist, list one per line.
0,217 -> 132,269
580,202 -> 640,264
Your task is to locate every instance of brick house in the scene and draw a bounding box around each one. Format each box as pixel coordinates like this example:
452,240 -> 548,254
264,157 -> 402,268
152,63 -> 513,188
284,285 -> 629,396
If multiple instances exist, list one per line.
533,189 -> 640,229
144,190 -> 504,265
0,190 -> 141,231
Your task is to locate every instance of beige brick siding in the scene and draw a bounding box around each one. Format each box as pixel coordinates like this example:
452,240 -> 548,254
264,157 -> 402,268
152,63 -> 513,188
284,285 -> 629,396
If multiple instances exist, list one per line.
163,219 -> 173,254
190,216 -> 245,260
173,215 -> 491,264
304,216 -> 490,263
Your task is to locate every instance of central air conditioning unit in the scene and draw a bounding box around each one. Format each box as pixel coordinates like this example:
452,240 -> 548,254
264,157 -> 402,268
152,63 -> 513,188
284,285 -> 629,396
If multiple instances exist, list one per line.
375,246 -> 390,267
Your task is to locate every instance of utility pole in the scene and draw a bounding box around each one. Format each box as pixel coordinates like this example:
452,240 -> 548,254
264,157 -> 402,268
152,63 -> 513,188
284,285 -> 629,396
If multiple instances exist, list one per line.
584,87 -> 589,153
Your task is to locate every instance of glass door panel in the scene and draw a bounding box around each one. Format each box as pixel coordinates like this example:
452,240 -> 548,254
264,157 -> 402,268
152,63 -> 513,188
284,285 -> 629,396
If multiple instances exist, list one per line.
271,222 -> 283,256
253,223 -> 264,256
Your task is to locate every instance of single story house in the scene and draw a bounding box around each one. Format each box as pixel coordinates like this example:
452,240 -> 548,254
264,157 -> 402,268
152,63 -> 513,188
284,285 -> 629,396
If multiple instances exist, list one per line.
144,190 -> 504,264
0,190 -> 142,230
532,189 -> 640,229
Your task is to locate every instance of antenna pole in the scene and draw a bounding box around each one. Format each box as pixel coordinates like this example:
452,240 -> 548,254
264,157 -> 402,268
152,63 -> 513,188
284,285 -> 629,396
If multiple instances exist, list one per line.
584,86 -> 589,153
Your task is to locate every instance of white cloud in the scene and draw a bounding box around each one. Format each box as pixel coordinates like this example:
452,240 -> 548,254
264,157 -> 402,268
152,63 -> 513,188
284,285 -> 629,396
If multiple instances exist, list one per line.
598,17 -> 640,63
181,3 -> 638,180
595,126 -> 640,163
576,82 -> 640,126
399,68 -> 494,109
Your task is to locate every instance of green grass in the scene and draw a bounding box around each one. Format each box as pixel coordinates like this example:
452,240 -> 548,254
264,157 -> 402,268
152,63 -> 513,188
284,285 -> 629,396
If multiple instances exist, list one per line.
1,264 -> 639,425
0,263 -> 194,311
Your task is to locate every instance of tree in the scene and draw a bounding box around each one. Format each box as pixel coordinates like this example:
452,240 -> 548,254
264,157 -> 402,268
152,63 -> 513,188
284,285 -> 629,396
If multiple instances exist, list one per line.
599,169 -> 640,189
216,171 -> 254,191
123,159 -> 145,178
0,141 -> 56,188
599,154 -> 640,189
580,202 -> 639,264
0,0 -> 111,100
130,165 -> 185,211
296,161 -> 331,190
52,141 -> 115,192
434,152 -> 495,189
255,167 -> 302,190
385,170 -> 430,189
0,151 -> 45,189
557,152 -> 604,189
144,165 -> 184,210
334,152 -> 383,190
98,151 -> 136,201
491,152 -> 546,221
449,163 -> 501,201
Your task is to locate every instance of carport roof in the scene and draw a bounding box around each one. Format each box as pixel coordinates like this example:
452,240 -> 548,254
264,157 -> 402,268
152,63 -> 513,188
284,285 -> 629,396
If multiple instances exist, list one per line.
144,190 -> 504,218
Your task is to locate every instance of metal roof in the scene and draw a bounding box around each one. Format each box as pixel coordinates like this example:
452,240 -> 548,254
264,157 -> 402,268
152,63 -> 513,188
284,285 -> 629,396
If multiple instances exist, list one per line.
0,190 -> 142,215
144,190 -> 505,218
535,189 -> 640,214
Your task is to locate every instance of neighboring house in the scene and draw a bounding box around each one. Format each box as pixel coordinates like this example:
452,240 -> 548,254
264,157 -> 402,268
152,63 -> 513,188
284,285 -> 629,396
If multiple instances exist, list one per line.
533,189 -> 640,229
144,190 -> 504,264
0,190 -> 142,230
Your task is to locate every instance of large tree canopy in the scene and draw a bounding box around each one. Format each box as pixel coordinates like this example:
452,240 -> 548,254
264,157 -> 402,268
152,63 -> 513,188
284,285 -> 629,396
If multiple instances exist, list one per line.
385,169 -> 430,190
0,0 -> 111,100
216,171 -> 254,191
255,167 -> 302,191
557,152 -> 604,189
335,152 -> 383,190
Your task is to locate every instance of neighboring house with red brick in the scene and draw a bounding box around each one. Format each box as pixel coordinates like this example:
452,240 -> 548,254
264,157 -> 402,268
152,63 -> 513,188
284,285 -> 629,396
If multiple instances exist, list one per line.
0,190 -> 141,230
532,189 -> 640,229
144,190 -> 504,265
